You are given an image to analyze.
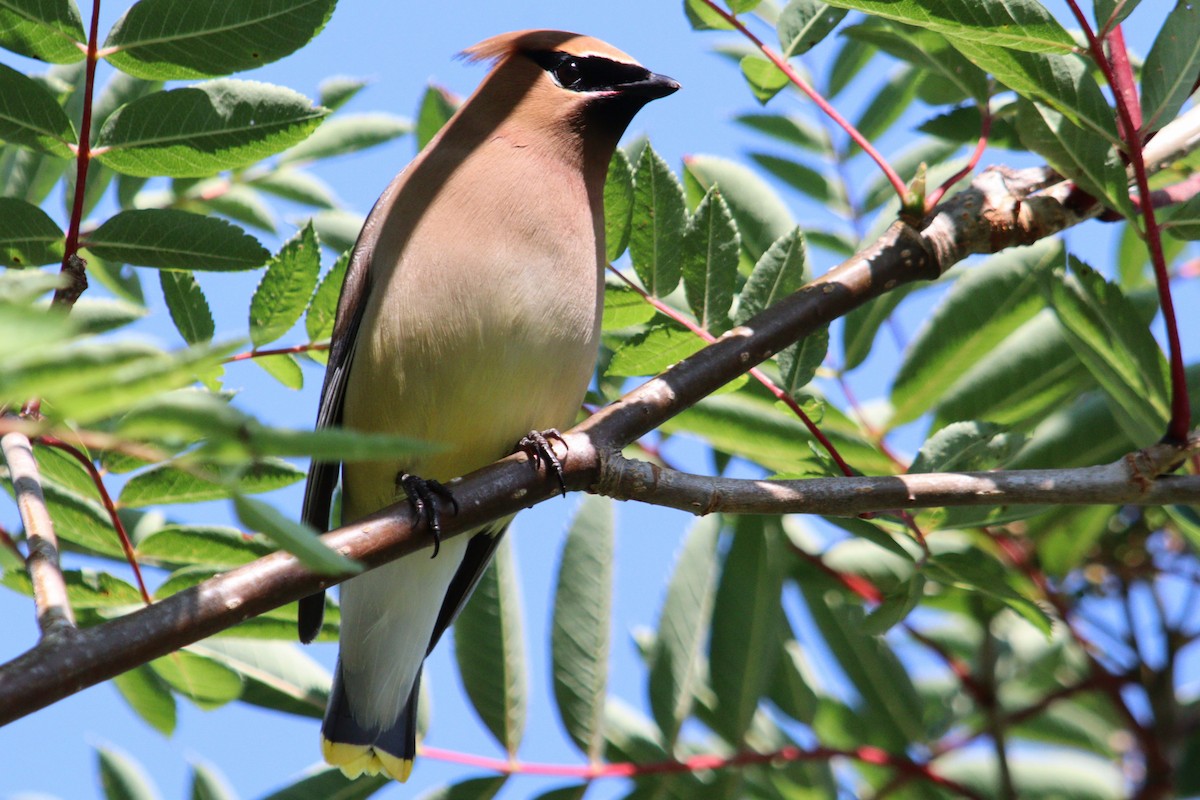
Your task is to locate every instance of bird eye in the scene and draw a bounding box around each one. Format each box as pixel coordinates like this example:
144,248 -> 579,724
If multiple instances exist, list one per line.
554,58 -> 582,88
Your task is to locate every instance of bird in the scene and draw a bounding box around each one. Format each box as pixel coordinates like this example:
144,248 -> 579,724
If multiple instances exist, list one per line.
297,29 -> 678,782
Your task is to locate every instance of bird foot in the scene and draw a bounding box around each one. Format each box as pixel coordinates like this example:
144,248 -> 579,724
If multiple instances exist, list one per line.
396,473 -> 458,558
517,429 -> 568,497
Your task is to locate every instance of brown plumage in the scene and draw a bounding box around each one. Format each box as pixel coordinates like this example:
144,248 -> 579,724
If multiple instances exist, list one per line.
299,30 -> 677,781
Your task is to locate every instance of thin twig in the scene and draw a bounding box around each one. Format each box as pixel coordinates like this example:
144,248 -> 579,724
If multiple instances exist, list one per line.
1,432 -> 76,637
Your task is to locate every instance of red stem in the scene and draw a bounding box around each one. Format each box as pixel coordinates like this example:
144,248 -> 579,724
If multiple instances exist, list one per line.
225,341 -> 330,363
420,744 -> 984,797
38,436 -> 152,605
699,0 -> 909,203
51,0 -> 102,308
1066,6 -> 1190,442
926,105 -> 992,210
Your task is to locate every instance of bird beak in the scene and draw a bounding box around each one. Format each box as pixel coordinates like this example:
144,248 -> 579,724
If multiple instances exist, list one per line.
622,71 -> 681,100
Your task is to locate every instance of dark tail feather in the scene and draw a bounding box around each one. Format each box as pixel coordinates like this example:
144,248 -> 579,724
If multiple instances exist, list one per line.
298,591 -> 326,644
321,660 -> 419,782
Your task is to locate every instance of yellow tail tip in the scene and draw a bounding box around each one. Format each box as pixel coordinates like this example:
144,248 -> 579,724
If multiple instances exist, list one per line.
322,737 -> 413,782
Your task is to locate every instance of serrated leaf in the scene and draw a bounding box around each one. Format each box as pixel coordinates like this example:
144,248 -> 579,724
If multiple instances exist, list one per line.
233,494 -> 360,576
149,650 -> 243,709
112,666 -> 177,737
649,515 -> 721,749
119,456 -> 304,507
778,0 -> 848,57
279,112 -> 410,164
0,0 -> 85,62
305,247 -> 348,351
87,209 -> 268,271
97,745 -> 160,800
601,281 -> 655,330
824,0 -> 1076,53
605,148 -> 634,262
551,496 -> 613,761
0,62 -> 75,156
629,146 -> 686,297
1016,99 -> 1130,216
685,155 -> 794,263
309,208 -> 361,253
103,0 -> 336,80
909,420 -> 1022,473
0,196 -> 64,267
709,516 -> 786,745
95,80 -> 328,178
682,188 -> 739,332
455,534 -> 526,756
416,83 -> 458,150
1044,258 -> 1170,444
250,223 -> 320,347
843,20 -> 988,104
891,239 -> 1062,426
160,270 -> 214,344
736,227 -> 809,324
137,524 -> 273,567
607,324 -> 705,378
1140,2 -> 1200,133
739,55 -> 789,104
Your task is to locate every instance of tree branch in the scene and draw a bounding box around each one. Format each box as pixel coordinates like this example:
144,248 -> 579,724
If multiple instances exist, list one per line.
5,103 -> 1200,721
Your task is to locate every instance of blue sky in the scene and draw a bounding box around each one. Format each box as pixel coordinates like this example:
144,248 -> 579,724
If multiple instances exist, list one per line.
1,2 -> 1194,799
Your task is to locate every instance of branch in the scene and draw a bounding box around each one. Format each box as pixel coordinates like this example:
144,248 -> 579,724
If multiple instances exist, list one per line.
0,432 -> 75,637
5,104 -> 1200,720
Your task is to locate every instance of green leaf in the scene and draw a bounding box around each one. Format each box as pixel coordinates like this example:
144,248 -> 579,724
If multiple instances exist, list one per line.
926,550 -> 1052,633
0,145 -> 70,205
827,34 -> 875,97
0,62 -> 76,156
87,209 -> 268,271
95,80 -> 328,178
233,494 -> 361,576
851,65 -> 921,149
601,281 -> 655,330
939,751 -> 1123,799
455,534 -> 526,756
933,309 -> 1094,428
190,638 -> 331,719
1044,258 -> 1170,444
861,574 -> 924,635
188,182 -> 276,233
318,76 -> 367,111
1140,2 -> 1200,133
776,326 -> 829,399
1015,99 -> 1130,216
252,351 -> 304,389
684,0 -> 735,30
841,282 -> 915,371
891,239 -> 1062,426
735,112 -> 827,152
737,227 -> 809,324
259,768 -> 387,800
1160,192 -> 1200,240
607,323 -> 705,378
112,666 -> 177,737
604,148 -> 635,262
160,270 -> 214,344
414,776 -> 508,800
97,746 -> 160,800
551,496 -> 613,760
739,55 -> 789,104
149,650 -> 243,710
309,208 -> 363,253
682,188 -> 739,332
305,248 -> 348,356
685,155 -> 794,263
249,223 -> 320,347
1,567 -> 143,607
629,146 -> 686,297
708,516 -> 785,744
649,515 -> 721,749
768,636 -> 819,723
104,0 -> 336,80
119,457 -> 303,507
249,167 -> 336,208
1093,0 -> 1141,31
0,196 -> 64,267
910,420 -> 1022,473
137,524 -> 273,567
750,152 -> 847,212
69,296 -> 148,334
189,761 -> 236,800
778,0 -> 848,57
824,0 -> 1076,53
416,83 -> 458,150
843,20 -> 988,104
0,0 -> 85,62
279,112 -> 410,164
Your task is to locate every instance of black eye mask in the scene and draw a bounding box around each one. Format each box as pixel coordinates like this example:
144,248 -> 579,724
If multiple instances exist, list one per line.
526,50 -> 652,93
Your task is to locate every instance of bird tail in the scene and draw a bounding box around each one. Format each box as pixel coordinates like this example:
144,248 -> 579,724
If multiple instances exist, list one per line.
321,661 -> 420,782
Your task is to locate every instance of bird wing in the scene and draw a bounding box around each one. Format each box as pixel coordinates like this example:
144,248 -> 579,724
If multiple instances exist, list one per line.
298,174 -> 406,644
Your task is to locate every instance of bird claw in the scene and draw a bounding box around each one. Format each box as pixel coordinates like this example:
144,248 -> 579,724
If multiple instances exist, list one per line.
518,429 -> 568,497
396,473 -> 459,558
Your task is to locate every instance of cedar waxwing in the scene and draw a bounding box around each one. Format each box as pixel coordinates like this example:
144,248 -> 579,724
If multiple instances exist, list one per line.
298,30 -> 678,782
